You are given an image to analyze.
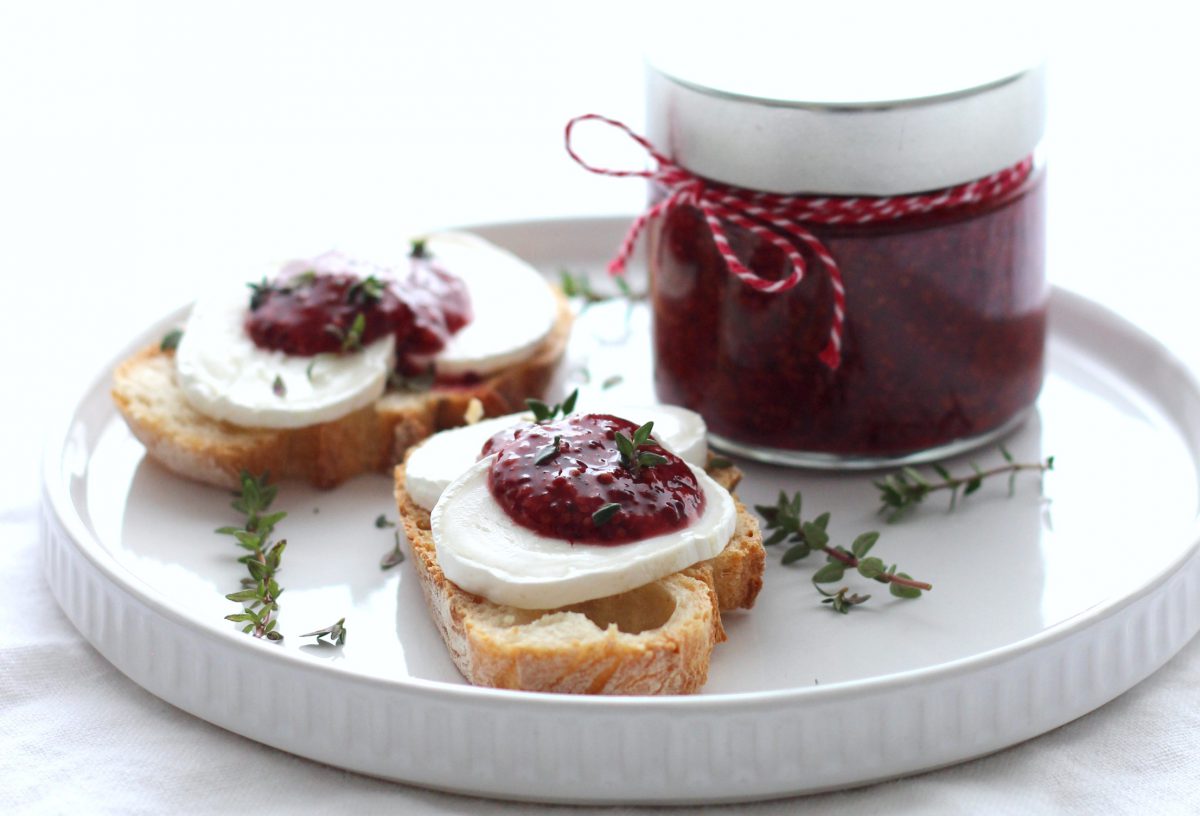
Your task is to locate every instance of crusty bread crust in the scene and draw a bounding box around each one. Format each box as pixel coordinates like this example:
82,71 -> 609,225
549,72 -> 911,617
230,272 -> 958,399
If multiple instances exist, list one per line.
111,290 -> 572,489
393,457 -> 764,695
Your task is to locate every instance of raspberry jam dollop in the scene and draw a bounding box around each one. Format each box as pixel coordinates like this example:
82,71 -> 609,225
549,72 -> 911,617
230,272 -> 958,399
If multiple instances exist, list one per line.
482,414 -> 705,545
245,250 -> 472,373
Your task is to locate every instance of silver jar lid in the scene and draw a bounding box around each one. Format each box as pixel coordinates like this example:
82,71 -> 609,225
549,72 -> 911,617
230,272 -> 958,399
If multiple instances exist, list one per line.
644,11 -> 1045,196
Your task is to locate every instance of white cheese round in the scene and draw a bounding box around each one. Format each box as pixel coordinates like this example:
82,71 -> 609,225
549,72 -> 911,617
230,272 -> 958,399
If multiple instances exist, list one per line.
422,232 -> 558,377
431,458 -> 735,609
404,413 -> 532,511
175,287 -> 395,429
173,233 -> 558,430
405,405 -> 708,511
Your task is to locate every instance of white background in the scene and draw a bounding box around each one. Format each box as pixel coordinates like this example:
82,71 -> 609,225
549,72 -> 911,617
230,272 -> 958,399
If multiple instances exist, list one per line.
3,2 -> 1199,813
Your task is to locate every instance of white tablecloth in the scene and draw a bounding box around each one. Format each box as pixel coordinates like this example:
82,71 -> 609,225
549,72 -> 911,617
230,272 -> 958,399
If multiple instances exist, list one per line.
4,3 -> 1200,813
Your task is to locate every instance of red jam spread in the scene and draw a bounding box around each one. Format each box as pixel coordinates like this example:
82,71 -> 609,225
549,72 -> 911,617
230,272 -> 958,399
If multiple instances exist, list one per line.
245,251 -> 471,374
649,170 -> 1046,457
482,414 -> 705,545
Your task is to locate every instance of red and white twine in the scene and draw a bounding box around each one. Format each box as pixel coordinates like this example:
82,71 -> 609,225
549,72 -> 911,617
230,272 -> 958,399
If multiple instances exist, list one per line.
564,114 -> 1034,370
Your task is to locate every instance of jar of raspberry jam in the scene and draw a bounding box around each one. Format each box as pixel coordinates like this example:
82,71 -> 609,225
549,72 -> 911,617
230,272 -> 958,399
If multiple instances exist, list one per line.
637,48 -> 1047,469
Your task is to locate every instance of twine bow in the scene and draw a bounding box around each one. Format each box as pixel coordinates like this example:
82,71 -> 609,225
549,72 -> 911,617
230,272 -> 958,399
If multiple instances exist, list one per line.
565,113 -> 1033,371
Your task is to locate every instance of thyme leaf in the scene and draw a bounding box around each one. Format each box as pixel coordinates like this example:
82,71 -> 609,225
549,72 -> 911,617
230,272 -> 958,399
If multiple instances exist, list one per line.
301,617 -> 347,646
614,421 -> 666,474
559,269 -> 644,308
247,271 -> 316,312
247,277 -> 273,311
160,328 -> 183,351
380,531 -> 406,570
534,435 -> 563,466
592,502 -> 621,527
325,312 -> 367,352
347,275 -> 386,305
525,388 -> 579,423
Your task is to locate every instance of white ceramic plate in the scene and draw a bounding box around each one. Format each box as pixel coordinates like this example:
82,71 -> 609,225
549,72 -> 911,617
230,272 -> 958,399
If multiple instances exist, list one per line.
41,217 -> 1200,804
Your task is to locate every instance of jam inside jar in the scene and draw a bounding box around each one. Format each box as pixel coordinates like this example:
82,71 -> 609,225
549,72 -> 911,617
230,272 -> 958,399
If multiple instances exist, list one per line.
648,168 -> 1047,466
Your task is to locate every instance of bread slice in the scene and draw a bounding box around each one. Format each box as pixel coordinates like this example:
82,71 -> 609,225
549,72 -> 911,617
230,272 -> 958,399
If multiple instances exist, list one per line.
393,457 -> 764,695
111,290 -> 572,489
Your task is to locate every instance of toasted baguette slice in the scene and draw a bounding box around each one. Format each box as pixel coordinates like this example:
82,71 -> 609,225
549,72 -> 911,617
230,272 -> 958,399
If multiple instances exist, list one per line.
111,290 -> 572,489
393,457 -> 764,695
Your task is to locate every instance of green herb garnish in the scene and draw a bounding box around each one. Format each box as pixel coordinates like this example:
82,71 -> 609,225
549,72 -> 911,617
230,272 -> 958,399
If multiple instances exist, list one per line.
592,502 -> 621,527
347,275 -> 386,305
757,491 -> 932,614
559,269 -> 598,302
380,531 -> 406,570
247,272 -> 316,312
388,366 -> 435,393
875,446 -> 1055,522
526,388 -> 579,423
325,312 -> 367,352
410,238 -> 429,259
816,586 -> 873,614
374,514 -> 395,529
160,328 -> 184,352
559,269 -> 643,308
533,435 -> 563,466
614,421 -> 667,471
301,617 -> 347,646
218,471 -> 288,640
247,277 -> 273,311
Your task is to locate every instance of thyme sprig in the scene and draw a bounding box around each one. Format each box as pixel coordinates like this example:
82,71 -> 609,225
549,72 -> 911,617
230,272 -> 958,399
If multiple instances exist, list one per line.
875,446 -> 1055,522
559,269 -> 642,307
526,388 -> 579,423
757,491 -> 931,614
218,471 -> 288,641
615,421 -> 668,471
247,277 -> 275,311
301,617 -> 347,646
247,271 -> 316,312
347,275 -> 386,305
324,312 -> 367,352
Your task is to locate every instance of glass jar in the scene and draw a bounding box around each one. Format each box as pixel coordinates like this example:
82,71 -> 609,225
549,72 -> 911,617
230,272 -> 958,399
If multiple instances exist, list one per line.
642,46 -> 1047,469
